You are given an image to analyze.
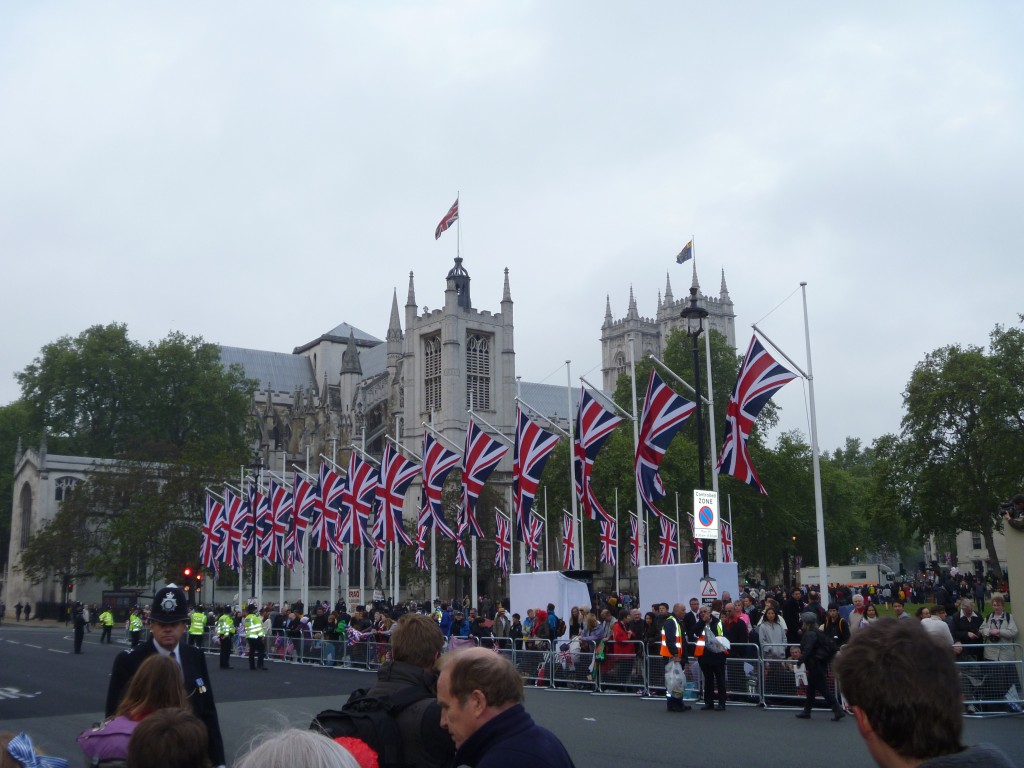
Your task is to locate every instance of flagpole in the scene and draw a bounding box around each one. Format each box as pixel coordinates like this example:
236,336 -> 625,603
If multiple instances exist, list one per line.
543,486 -> 550,570
429,413 -> 438,605
614,490 -> 620,595
801,282 -> 829,592
566,362 -> 581,569
238,466 -> 245,606
330,439 -> 339,615
302,445 -> 309,611
704,328 -> 721,562
728,494 -> 734,564
360,426 -> 367,610
279,453 -> 286,609
675,492 -> 682,563
393,414 -> 401,606
626,334 -> 646,568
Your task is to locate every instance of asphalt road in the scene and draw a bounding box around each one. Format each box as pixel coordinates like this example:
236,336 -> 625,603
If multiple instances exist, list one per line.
3,621 -> 1022,767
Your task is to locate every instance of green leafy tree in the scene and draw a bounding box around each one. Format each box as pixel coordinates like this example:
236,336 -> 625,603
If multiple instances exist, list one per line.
885,324 -> 1024,573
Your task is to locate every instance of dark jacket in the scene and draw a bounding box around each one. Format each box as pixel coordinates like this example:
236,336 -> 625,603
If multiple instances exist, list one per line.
366,661 -> 454,768
799,627 -> 827,671
951,612 -> 984,660
105,639 -> 225,766
452,704 -> 575,768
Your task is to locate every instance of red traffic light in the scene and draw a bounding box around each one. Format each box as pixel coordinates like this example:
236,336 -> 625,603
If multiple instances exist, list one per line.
183,567 -> 193,577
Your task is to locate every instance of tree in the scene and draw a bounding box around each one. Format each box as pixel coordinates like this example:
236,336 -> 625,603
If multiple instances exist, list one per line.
888,324 -> 1024,574
12,324 -> 255,589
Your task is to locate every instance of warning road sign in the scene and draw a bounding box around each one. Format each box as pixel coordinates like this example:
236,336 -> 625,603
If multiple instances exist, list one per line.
701,580 -> 718,598
693,490 -> 719,540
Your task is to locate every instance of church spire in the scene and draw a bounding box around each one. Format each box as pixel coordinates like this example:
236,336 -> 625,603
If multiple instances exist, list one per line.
502,267 -> 512,303
664,272 -> 674,304
627,285 -> 639,319
720,268 -> 731,301
690,262 -> 701,296
341,329 -> 362,376
604,295 -> 613,325
388,289 -> 402,342
406,271 -> 416,308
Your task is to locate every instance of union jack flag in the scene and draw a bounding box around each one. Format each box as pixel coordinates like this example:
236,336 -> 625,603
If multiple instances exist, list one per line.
561,513 -> 576,570
636,369 -> 695,518
339,454 -> 378,548
494,512 -> 511,576
221,487 -> 243,571
200,493 -> 225,575
289,471 -> 316,565
526,516 -> 543,569
454,533 -> 470,568
513,408 -> 559,539
574,387 -> 623,523
659,517 -> 679,565
418,433 -> 460,539
368,536 -> 385,577
373,444 -> 418,546
687,514 -> 704,563
238,484 -> 256,557
312,463 -> 345,554
461,420 -> 509,538
414,525 -> 429,570
599,518 -> 617,566
434,197 -> 459,240
266,479 -> 292,565
717,335 -> 798,495
629,515 -> 642,567
249,480 -> 271,561
720,518 -> 734,563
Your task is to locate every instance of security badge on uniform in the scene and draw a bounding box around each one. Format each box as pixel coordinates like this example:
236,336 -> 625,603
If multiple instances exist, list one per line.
161,592 -> 178,613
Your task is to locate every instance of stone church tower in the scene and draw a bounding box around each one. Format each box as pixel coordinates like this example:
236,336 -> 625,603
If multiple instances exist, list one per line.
600,263 -> 736,390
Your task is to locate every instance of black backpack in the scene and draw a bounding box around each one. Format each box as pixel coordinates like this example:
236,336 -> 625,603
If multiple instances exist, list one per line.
555,617 -> 567,637
310,685 -> 432,768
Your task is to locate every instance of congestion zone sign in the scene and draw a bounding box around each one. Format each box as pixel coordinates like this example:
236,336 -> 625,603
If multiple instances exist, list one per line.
693,490 -> 719,540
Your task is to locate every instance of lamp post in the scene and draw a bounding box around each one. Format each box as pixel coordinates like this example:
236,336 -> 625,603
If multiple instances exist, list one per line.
680,285 -> 709,575
250,449 -> 264,604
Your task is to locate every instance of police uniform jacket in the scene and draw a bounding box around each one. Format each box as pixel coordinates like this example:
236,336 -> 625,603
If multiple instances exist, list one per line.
105,638 -> 225,766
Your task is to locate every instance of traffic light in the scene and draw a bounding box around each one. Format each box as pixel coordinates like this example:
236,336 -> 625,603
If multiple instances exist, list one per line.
183,567 -> 193,578
67,582 -> 74,592
195,572 -> 202,594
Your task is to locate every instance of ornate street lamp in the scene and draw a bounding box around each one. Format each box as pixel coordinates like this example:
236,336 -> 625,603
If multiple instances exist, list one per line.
680,285 -> 709,489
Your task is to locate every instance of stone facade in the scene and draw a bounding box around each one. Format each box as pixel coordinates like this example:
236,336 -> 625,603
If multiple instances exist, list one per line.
601,264 -> 736,391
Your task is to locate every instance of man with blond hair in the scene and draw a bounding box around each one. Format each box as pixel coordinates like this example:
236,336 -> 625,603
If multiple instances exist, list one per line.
437,647 -> 574,767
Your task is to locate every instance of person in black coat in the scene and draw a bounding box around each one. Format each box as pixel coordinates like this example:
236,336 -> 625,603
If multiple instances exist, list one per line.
105,585 -> 225,767
795,612 -> 844,721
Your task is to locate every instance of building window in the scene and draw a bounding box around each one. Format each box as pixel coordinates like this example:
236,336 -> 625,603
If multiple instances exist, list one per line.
55,475 -> 80,501
424,335 -> 441,412
309,548 -> 330,588
971,532 -> 982,550
614,351 -> 628,383
466,334 -> 491,410
19,484 -> 32,548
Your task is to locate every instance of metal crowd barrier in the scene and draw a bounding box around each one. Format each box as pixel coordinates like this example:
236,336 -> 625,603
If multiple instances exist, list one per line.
955,643 -> 1023,715
594,640 -> 646,694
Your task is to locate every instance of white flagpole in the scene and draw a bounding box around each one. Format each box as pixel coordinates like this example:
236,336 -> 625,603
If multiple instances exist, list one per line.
675,492 -> 682,563
728,494 -> 734,564
566,362 -> 580,568
238,466 -> 246,606
614,490 -> 620,595
801,283 -> 829,591
704,330 -> 721,562
302,445 -> 309,610
331,439 -> 339,612
543,488 -> 549,569
360,426 -> 366,609
627,334 -> 646,568
393,414 -> 401,606
429,414 -> 438,605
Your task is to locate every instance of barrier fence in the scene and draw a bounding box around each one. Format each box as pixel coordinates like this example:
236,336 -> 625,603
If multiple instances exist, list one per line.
161,627 -> 1024,715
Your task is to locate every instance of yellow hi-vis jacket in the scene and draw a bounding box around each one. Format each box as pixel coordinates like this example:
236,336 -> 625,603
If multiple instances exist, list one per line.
216,614 -> 234,637
189,611 -> 207,635
99,611 -> 114,627
243,613 -> 265,639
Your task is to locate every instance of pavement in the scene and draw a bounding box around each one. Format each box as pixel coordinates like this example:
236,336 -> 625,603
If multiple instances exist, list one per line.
2,620 -> 1023,767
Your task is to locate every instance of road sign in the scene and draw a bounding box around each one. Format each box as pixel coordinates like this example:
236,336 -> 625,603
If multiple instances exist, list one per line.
693,490 -> 719,540
700,578 -> 718,602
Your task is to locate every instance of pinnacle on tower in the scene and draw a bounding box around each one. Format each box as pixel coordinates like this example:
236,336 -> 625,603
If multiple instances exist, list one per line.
690,262 -> 701,296
604,295 -> 613,325
664,272 -> 674,304
388,289 -> 402,341
341,329 -> 362,376
627,285 -> 639,319
406,271 -> 416,307
720,268 -> 731,301
502,267 -> 512,303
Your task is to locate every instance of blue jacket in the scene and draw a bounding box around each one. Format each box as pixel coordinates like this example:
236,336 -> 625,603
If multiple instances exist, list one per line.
453,704 -> 575,768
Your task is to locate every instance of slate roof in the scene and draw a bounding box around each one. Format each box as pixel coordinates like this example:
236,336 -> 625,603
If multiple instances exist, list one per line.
518,381 -> 587,422
219,345 -> 316,394
293,323 -> 382,354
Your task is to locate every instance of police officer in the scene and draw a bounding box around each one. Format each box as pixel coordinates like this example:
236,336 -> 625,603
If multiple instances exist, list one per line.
243,604 -> 268,671
73,602 -> 87,654
127,607 -> 143,648
188,605 -> 208,648
99,606 -> 115,644
106,584 -> 225,767
215,606 -> 235,670
661,602 -> 691,712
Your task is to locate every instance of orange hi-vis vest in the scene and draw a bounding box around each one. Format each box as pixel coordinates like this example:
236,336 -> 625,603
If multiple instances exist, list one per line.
661,616 -> 684,658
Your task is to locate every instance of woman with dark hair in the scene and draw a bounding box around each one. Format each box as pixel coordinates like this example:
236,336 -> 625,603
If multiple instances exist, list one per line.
569,606 -> 582,638
79,655 -> 188,765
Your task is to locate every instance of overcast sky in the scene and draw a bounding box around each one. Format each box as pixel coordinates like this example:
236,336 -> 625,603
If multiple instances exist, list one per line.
2,3 -> 1021,453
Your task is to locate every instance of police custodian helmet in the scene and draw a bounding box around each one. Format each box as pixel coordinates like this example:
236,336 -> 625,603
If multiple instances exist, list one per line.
150,584 -> 190,623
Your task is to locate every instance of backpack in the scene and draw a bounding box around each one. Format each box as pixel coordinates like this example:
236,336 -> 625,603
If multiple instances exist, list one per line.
310,685 -> 432,768
555,617 -> 567,637
814,631 -> 837,665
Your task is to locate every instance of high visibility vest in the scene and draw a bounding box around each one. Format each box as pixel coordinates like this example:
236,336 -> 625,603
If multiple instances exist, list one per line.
216,615 -> 234,637
99,611 -> 114,627
128,615 -> 143,632
189,612 -> 207,635
243,613 -> 264,639
661,616 -> 684,658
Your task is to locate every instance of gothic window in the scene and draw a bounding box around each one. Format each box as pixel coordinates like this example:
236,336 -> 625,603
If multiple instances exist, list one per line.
614,351 -> 628,382
55,475 -> 79,501
19,484 -> 32,548
466,334 -> 491,410
424,335 -> 441,412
